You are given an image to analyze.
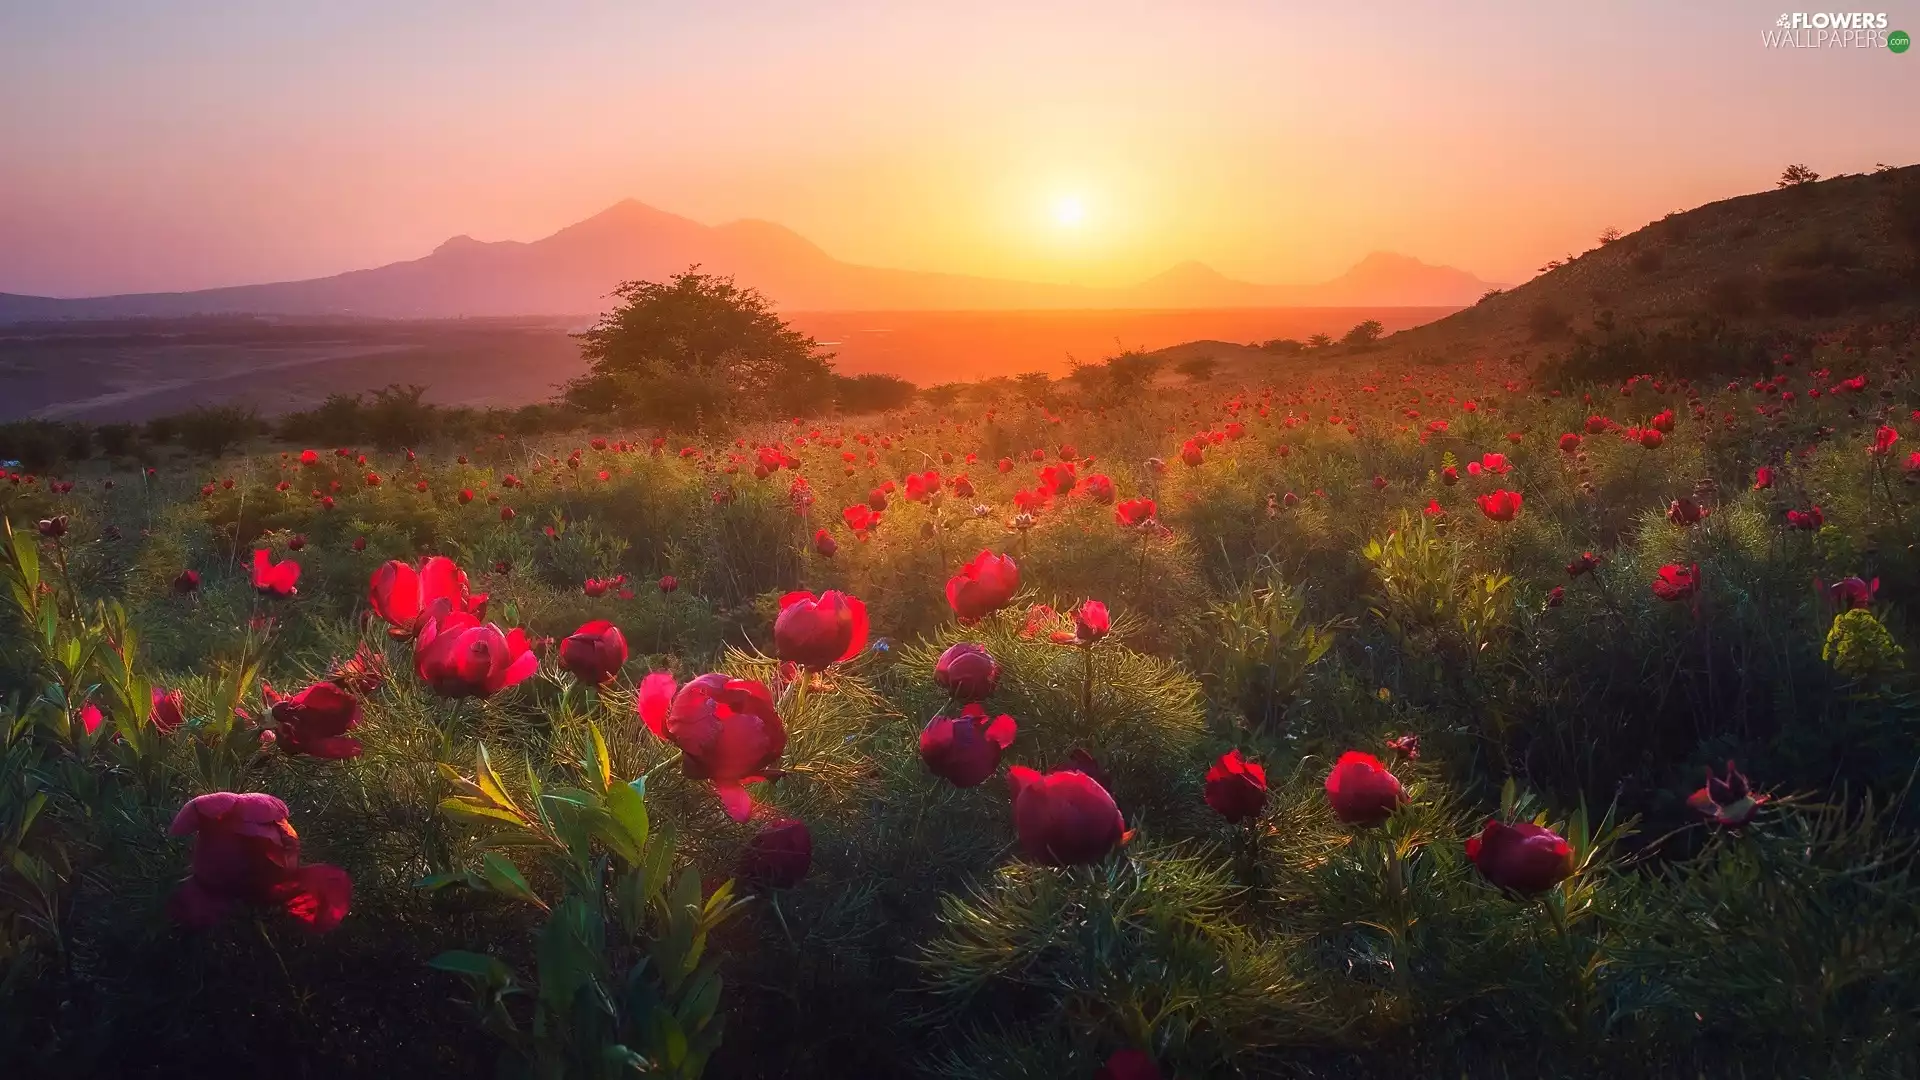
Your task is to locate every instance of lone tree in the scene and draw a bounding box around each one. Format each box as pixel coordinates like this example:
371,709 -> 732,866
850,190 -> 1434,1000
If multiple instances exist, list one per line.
1342,319 -> 1384,347
1306,333 -> 1333,349
1778,164 -> 1820,187
565,267 -> 835,427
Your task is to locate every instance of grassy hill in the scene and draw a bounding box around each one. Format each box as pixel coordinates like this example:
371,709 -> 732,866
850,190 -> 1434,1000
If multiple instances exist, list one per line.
1196,163 -> 1920,379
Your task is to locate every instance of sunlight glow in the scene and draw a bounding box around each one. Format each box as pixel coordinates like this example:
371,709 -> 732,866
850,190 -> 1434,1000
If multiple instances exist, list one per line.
1052,195 -> 1086,227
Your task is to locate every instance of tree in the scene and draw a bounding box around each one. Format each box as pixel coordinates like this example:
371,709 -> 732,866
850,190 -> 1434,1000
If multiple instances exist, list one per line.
1341,320 -> 1385,347
1176,355 -> 1218,382
1598,226 -> 1622,244
1261,338 -> 1305,355
1778,164 -> 1820,187
1306,333 -> 1333,350
1104,349 -> 1165,389
564,267 -> 835,428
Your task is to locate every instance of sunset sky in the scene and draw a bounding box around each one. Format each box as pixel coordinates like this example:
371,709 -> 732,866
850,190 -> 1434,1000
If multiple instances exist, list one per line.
1,1 -> 1912,298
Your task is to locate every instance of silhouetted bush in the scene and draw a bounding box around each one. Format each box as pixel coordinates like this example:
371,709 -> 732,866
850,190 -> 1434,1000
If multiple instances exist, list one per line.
175,404 -> 265,457
834,373 -> 917,414
94,422 -> 138,458
0,421 -> 69,471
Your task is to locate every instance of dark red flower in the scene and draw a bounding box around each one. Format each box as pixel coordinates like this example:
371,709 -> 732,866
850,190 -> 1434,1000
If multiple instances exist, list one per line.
934,642 -> 999,701
150,687 -> 186,734
739,818 -> 813,888
659,575 -> 679,594
251,549 -> 300,597
1687,761 -> 1768,828
1324,751 -> 1407,826
1546,585 -> 1565,608
559,619 -> 628,685
947,551 -> 1020,621
638,673 -> 785,822
1081,473 -> 1115,503
1095,1049 -> 1162,1080
1566,551 -> 1600,577
1754,466 -> 1775,490
329,643 -> 387,695
920,703 -> 1017,787
172,568 -> 201,594
1825,575 -> 1878,610
1465,819 -> 1574,894
1667,497 -> 1708,526
264,681 -> 363,758
813,528 -> 839,557
167,792 -> 351,933
1441,466 -> 1459,486
1786,506 -> 1824,530
1558,433 -> 1582,452
413,613 -> 539,699
774,590 -> 869,668
1386,733 -> 1420,760
1007,765 -> 1126,866
1652,563 -> 1699,601
1870,424 -> 1899,457
1204,749 -> 1268,823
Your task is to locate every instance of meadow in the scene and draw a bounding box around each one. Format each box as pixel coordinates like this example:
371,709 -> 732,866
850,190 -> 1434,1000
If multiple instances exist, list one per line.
3,322 -> 1920,1079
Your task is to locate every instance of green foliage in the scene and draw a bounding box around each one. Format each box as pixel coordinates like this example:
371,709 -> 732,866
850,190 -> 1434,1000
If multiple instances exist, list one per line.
565,268 -> 836,428
428,731 -> 746,1079
1200,573 -> 1341,730
1823,608 -> 1905,678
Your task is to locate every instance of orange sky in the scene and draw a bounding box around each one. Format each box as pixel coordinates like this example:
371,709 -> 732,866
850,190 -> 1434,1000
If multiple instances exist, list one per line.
1,2 -> 1912,297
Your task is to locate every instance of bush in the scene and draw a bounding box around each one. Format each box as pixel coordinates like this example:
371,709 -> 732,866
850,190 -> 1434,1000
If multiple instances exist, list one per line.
835,373 -> 918,415
174,404 -> 264,457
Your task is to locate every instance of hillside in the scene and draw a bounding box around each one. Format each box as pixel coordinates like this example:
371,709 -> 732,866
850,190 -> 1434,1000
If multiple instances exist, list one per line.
0,200 -> 1498,321
1358,163 -> 1920,366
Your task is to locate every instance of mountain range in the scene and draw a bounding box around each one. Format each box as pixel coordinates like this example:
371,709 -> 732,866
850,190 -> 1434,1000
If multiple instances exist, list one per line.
0,200 -> 1500,322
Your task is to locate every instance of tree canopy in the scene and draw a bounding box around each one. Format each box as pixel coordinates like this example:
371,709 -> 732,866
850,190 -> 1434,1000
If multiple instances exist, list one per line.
565,268 -> 836,427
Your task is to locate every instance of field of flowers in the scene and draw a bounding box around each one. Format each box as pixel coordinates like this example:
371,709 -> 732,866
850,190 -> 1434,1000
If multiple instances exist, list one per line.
4,329 -> 1920,1079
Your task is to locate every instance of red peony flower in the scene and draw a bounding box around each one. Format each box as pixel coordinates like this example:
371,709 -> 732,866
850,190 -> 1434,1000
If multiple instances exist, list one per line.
1324,750 -> 1407,826
638,673 -> 785,822
1465,819 -> 1574,894
947,550 -> 1020,622
1652,563 -> 1699,601
1477,489 -> 1523,522
773,590 -> 869,668
1115,497 -> 1157,527
559,619 -> 629,685
1072,600 -> 1110,644
172,568 -> 201,594
1753,466 -> 1775,490
813,528 -> 839,557
167,792 -> 352,933
150,687 -> 186,734
658,575 -> 679,593
1667,497 -> 1708,526
920,703 -> 1018,787
1006,765 -> 1126,866
1203,749 -> 1268,823
413,613 -> 539,699
1687,761 -> 1768,828
739,818 -> 813,888
1786,506 -> 1824,530
1870,424 -> 1899,457
251,549 -> 300,597
1566,551 -> 1600,577
264,681 -> 363,758
934,642 -> 1000,701
1558,433 -> 1582,452
368,555 -> 488,637
1094,1049 -> 1162,1080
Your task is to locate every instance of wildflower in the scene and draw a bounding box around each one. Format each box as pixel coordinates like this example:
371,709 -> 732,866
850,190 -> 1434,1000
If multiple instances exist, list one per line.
413,613 -> 538,699
1870,425 -> 1899,457
1095,1049 -> 1163,1080
1688,762 -> 1767,828
263,681 -> 364,759
920,703 -> 1018,787
329,643 -> 387,695
812,528 -> 838,557
934,642 -> 999,701
1477,489 -> 1523,522
1324,751 -> 1407,826
1465,819 -> 1574,894
1667,497 -> 1708,526
1824,575 -> 1878,610
1386,733 -> 1420,760
368,556 -> 487,637
637,673 -> 785,822
172,568 -> 201,595
739,819 -> 812,888
1081,473 -> 1116,503
559,620 -> 628,685
658,575 -> 678,593
150,687 -> 187,734
1567,551 -> 1600,577
251,549 -> 300,597
1006,765 -> 1126,866
1115,497 -> 1157,527
1071,600 -> 1110,644
1652,563 -> 1699,601
773,590 -> 869,669
947,551 -> 1020,622
1754,466 -> 1774,489
167,792 -> 352,933
1441,466 -> 1459,486
1786,506 -> 1824,530
1203,749 -> 1268,824
1559,433 -> 1582,452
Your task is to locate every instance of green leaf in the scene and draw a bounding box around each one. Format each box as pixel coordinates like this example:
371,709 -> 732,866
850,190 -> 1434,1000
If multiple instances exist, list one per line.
439,797 -> 528,828
415,871 -> 481,892
589,722 -> 613,792
476,744 -> 520,813
603,778 -> 650,865
429,950 -> 514,983
479,852 -> 547,910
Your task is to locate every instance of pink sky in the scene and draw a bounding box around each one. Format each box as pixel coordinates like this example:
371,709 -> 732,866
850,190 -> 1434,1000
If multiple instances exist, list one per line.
1,1 -> 1912,297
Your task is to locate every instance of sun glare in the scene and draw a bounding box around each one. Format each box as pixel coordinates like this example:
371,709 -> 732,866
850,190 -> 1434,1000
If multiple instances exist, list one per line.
1052,195 -> 1086,227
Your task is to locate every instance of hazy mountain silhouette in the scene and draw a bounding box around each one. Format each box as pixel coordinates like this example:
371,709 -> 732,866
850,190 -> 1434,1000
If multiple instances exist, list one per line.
0,200 -> 1500,321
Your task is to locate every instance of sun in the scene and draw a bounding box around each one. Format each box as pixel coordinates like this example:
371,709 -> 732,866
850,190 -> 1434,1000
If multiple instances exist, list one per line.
1052,195 -> 1086,227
